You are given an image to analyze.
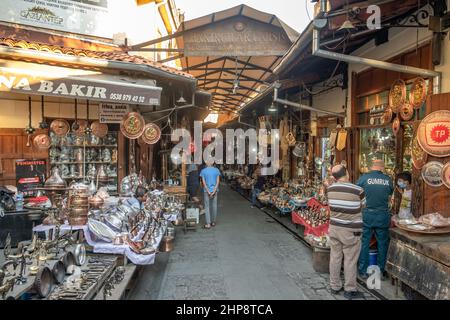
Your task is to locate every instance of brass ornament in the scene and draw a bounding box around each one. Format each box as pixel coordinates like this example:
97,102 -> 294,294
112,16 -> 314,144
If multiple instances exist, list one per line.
120,112 -> 145,139
389,79 -> 406,113
50,119 -> 70,136
90,121 -> 108,138
141,123 -> 161,145
410,77 -> 427,109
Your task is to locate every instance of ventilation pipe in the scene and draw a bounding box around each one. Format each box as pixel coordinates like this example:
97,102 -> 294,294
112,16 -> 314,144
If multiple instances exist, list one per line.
314,0 -> 441,94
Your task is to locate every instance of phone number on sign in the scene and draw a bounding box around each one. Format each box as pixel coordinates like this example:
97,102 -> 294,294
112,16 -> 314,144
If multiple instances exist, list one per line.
110,93 -> 146,103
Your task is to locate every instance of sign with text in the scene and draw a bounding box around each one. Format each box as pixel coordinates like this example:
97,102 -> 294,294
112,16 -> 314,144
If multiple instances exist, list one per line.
99,103 -> 130,123
0,0 -> 112,38
0,66 -> 162,105
16,159 -> 46,198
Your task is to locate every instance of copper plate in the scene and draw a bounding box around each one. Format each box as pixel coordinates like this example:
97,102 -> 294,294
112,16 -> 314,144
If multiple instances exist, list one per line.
412,137 -> 427,170
441,162 -> 450,189
389,79 -> 406,113
410,77 -> 427,109
91,121 -> 108,138
382,107 -> 393,124
392,117 -> 400,136
33,134 -> 51,149
50,119 -> 70,136
120,112 -> 145,139
336,128 -> 347,151
400,103 -> 414,121
73,119 -> 88,136
417,110 -> 450,157
421,161 -> 443,187
141,123 -> 161,144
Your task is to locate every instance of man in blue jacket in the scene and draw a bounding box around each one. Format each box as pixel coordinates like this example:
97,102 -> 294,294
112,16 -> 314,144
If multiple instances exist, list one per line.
356,158 -> 393,279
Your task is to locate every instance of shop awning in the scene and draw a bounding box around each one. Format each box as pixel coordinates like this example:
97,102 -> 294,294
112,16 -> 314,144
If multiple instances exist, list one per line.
0,61 -> 162,106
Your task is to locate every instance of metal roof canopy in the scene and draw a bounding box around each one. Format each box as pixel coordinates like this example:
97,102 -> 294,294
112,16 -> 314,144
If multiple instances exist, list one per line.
131,5 -> 299,113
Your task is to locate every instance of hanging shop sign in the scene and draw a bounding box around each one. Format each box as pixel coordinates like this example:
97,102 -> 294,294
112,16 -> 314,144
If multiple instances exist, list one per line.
0,0 -> 112,39
421,161 -> 444,187
16,159 -> 46,198
99,104 -> 130,124
0,66 -> 162,106
417,110 -> 450,157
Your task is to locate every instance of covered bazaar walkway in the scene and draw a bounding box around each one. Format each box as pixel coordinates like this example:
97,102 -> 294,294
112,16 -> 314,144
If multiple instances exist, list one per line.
129,184 -> 376,300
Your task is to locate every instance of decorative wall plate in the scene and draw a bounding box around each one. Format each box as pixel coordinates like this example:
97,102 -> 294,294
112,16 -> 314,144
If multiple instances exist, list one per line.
336,128 -> 347,151
329,129 -> 337,148
90,121 -> 108,138
412,137 -> 427,170
441,162 -> 450,189
417,110 -> 450,157
421,161 -> 443,187
72,119 -> 88,136
120,112 -> 145,139
410,77 -> 427,109
50,119 -> 70,136
392,116 -> 400,136
389,79 -> 406,113
400,103 -> 414,121
383,107 -> 393,124
33,134 -> 51,149
141,123 -> 161,145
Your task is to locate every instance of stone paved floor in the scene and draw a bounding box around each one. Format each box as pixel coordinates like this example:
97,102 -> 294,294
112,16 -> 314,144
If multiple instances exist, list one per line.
129,184 -> 376,300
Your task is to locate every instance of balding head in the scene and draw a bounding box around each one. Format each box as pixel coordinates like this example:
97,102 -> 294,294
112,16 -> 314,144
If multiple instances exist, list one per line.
331,164 -> 349,182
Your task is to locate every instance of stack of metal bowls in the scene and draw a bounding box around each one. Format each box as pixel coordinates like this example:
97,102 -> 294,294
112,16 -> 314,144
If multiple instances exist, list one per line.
68,192 -> 89,225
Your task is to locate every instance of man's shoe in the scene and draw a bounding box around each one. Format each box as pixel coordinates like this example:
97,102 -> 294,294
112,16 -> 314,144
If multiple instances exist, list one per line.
330,288 -> 343,295
344,291 -> 364,300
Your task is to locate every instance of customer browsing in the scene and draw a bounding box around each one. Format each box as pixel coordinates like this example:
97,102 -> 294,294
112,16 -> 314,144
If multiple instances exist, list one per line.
200,161 -> 221,229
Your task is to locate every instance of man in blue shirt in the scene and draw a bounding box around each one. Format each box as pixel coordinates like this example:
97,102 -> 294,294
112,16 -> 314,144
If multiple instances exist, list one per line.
200,161 -> 221,229
356,159 -> 394,279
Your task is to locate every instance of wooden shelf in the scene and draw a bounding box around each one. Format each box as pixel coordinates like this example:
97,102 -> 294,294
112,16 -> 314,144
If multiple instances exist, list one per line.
51,162 -> 117,165
50,145 -> 118,148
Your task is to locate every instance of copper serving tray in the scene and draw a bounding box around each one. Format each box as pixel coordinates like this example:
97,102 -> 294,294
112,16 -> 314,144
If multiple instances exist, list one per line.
90,121 -> 108,138
33,134 -> 51,149
410,77 -> 427,109
120,112 -> 145,139
395,222 -> 450,234
441,162 -> 450,189
389,79 -> 406,113
421,161 -> 444,187
141,122 -> 161,144
73,119 -> 88,136
50,119 -> 70,136
417,110 -> 450,157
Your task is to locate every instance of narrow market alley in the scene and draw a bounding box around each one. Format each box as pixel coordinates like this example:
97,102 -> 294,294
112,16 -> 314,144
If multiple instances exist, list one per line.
129,184 -> 376,300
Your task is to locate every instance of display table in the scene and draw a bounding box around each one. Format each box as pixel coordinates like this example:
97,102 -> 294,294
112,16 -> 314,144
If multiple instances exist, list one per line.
0,209 -> 45,247
386,228 -> 450,300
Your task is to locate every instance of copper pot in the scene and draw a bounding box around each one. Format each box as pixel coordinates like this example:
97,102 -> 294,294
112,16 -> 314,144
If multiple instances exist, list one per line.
70,207 -> 89,216
159,236 -> 174,252
70,195 -> 89,206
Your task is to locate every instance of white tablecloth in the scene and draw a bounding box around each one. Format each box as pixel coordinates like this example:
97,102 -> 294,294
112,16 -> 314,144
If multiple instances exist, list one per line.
32,223 -> 166,265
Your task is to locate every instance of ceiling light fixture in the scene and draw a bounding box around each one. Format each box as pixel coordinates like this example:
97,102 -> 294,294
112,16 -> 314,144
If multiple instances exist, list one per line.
268,102 -> 277,112
177,90 -> 186,104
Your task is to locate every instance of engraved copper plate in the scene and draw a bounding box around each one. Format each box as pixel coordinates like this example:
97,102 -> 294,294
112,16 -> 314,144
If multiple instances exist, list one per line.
421,161 -> 443,187
383,107 -> 393,124
441,162 -> 450,189
417,110 -> 450,157
72,119 -> 88,136
91,121 -> 108,138
389,79 -> 406,113
141,123 -> 161,145
50,119 -> 70,136
33,134 -> 51,149
410,77 -> 427,109
400,103 -> 414,121
392,117 -> 401,136
412,137 -> 427,170
120,112 -> 145,139
336,129 -> 347,151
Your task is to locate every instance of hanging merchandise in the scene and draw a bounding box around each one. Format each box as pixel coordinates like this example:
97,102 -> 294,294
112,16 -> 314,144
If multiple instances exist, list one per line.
73,119 -> 89,137
50,119 -> 70,137
33,134 -> 51,150
383,107 -> 393,124
285,132 -> 296,147
141,123 -> 162,145
421,161 -> 443,187
90,121 -> 109,138
120,112 -> 145,139
84,100 -> 92,136
441,162 -> 450,189
417,110 -> 450,157
24,97 -> 35,147
336,128 -> 347,151
293,142 -> 306,158
410,77 -> 428,109
412,136 -> 427,170
400,103 -> 414,121
392,116 -> 401,136
329,128 -> 338,148
39,96 -> 49,129
389,79 -> 406,113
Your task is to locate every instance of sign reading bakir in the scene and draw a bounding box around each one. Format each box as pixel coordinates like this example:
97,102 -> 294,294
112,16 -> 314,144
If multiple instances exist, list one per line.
0,0 -> 111,38
0,68 -> 162,105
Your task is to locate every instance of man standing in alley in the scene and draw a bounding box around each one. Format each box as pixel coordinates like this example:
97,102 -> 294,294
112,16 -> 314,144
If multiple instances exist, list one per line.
357,158 -> 393,280
200,160 -> 221,229
327,164 -> 366,299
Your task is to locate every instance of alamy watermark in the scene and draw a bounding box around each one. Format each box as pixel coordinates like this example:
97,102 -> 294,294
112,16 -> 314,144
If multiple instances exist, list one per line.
170,121 -> 280,176
366,265 -> 382,290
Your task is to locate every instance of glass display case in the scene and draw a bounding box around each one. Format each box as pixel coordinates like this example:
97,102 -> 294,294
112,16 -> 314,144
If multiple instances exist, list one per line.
359,127 -> 396,177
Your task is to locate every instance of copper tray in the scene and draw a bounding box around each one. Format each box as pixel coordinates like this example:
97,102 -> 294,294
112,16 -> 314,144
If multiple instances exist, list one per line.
400,103 -> 414,121
392,116 -> 400,136
389,79 -> 406,113
421,161 -> 443,187
412,137 -> 427,170
90,121 -> 108,138
120,112 -> 145,139
417,110 -> 450,157
72,119 -> 88,136
395,222 -> 450,234
50,119 -> 70,136
382,107 -> 393,124
141,122 -> 161,144
33,134 -> 51,149
410,77 -> 427,109
441,162 -> 450,189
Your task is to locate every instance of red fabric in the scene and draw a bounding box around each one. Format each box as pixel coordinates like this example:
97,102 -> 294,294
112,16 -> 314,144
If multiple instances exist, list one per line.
292,211 -> 329,237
